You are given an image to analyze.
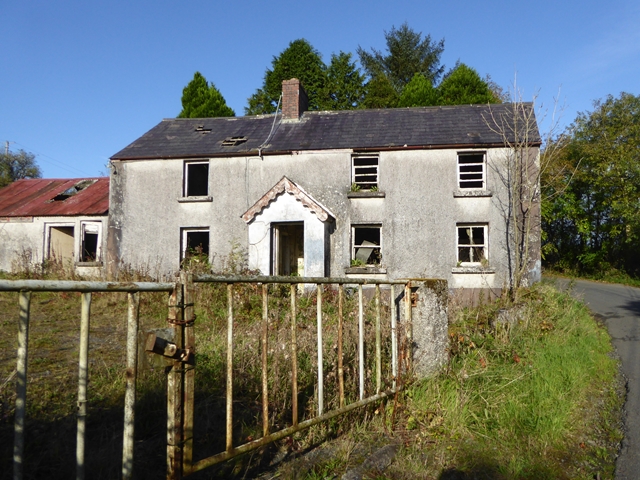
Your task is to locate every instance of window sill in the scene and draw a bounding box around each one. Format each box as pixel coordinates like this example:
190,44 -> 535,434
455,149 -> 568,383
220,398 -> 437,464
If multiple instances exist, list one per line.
453,190 -> 493,198
452,266 -> 495,274
75,261 -> 103,267
347,191 -> 385,199
178,196 -> 213,203
345,266 -> 387,275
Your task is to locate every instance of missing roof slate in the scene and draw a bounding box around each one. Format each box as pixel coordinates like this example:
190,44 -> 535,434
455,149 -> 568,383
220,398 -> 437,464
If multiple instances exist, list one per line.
195,125 -> 212,134
221,136 -> 247,147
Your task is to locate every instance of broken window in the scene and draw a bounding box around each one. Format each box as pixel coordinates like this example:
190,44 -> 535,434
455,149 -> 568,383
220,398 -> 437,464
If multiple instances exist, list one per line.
352,155 -> 379,190
458,152 -> 485,189
184,161 -> 209,197
48,225 -> 75,264
80,222 -> 101,262
352,225 -> 382,266
457,224 -> 488,265
181,228 -> 210,263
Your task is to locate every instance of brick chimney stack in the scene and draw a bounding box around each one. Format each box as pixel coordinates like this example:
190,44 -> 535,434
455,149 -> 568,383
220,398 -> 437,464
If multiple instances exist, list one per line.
282,78 -> 308,120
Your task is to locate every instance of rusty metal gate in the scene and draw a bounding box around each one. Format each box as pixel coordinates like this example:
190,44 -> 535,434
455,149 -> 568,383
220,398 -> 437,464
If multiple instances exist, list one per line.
1,273 -> 412,479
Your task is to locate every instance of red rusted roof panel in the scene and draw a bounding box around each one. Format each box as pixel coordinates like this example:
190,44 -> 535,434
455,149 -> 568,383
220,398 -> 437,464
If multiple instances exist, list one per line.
0,178 -> 109,217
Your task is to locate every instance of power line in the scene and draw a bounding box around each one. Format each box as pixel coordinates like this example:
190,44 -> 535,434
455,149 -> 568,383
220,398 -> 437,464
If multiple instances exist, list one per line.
8,141 -> 94,177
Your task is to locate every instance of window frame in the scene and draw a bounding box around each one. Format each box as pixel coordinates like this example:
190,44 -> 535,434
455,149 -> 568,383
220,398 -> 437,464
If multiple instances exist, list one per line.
180,227 -> 210,263
183,160 -> 210,198
351,224 -> 382,267
457,152 -> 486,190
456,223 -> 488,266
351,154 -> 379,190
79,221 -> 102,263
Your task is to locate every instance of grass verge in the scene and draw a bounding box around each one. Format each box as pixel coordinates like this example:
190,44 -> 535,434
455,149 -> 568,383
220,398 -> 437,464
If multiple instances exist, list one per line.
267,282 -> 623,479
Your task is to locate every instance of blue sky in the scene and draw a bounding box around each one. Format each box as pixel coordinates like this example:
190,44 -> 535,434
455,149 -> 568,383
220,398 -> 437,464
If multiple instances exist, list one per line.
1,0 -> 639,178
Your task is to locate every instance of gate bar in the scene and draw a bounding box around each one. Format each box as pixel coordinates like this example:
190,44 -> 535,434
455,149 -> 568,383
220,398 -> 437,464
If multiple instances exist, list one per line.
122,292 -> 140,480
358,285 -> 364,400
375,285 -> 382,394
0,279 -> 174,292
337,284 -> 344,408
226,284 -> 234,453
290,284 -> 298,427
316,284 -> 324,416
261,284 -> 269,437
76,292 -> 92,480
13,291 -> 31,480
391,285 -> 397,390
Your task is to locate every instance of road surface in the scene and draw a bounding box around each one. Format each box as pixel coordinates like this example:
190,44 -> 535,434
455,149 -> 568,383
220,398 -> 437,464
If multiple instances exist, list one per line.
555,278 -> 640,479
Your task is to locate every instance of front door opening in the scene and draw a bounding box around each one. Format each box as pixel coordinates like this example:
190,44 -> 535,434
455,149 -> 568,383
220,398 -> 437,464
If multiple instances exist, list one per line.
271,223 -> 304,276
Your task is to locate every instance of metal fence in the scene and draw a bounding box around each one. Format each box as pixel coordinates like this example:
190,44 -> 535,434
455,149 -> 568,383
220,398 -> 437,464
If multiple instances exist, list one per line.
1,273 -> 412,480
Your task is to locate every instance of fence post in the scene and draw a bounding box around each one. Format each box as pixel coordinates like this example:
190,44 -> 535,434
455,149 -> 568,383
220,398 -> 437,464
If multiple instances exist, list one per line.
167,279 -> 185,480
404,283 -> 413,374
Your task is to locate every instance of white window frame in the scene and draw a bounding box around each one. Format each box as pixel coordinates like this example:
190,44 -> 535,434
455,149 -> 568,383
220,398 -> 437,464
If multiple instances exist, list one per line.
351,154 -> 379,190
457,224 -> 488,266
45,223 -> 75,261
457,152 -> 486,190
351,224 -> 382,266
183,161 -> 210,197
79,221 -> 102,263
181,227 -> 210,262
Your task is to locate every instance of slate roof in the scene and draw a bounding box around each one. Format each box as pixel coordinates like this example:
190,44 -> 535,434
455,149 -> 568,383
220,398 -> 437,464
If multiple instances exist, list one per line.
111,103 -> 541,160
0,178 -> 109,217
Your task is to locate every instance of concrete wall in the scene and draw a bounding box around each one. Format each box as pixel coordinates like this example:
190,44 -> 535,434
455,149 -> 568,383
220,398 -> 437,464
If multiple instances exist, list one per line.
0,215 -> 108,275
108,146 -> 540,291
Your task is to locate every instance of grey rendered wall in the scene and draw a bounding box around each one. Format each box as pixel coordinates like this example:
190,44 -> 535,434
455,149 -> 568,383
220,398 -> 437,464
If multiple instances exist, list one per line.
108,145 -> 539,290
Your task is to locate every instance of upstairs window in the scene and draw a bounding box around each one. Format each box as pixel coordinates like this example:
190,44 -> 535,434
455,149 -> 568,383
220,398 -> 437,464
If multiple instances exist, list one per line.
352,225 -> 382,266
352,155 -> 379,190
184,161 -> 209,197
458,152 -> 485,189
457,224 -> 487,265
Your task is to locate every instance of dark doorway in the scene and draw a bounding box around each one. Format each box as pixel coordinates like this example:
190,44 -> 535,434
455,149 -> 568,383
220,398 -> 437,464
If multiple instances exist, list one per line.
271,223 -> 304,276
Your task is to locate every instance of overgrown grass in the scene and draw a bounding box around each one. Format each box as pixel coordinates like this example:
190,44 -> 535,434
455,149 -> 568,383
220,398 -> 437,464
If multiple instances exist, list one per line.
280,282 -> 623,479
0,262 -> 622,479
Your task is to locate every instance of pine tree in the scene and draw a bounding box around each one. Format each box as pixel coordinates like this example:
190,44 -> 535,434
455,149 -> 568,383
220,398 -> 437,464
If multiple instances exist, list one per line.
178,72 -> 235,118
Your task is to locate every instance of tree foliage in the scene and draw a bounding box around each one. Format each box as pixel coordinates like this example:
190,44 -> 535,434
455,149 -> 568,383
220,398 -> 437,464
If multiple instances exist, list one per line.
357,22 -> 445,97
318,52 -> 366,110
543,92 -> 640,276
437,63 -> 499,105
397,73 -> 437,107
178,72 -> 235,118
0,149 -> 41,188
246,39 -> 327,114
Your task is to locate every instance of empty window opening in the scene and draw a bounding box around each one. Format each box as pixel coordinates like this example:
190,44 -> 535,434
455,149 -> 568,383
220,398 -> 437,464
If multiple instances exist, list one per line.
49,180 -> 97,202
458,152 -> 485,189
182,229 -> 210,262
184,162 -> 209,197
222,136 -> 247,147
271,223 -> 304,276
48,226 -> 75,264
352,225 -> 381,266
457,224 -> 487,264
81,222 -> 101,262
352,155 -> 379,190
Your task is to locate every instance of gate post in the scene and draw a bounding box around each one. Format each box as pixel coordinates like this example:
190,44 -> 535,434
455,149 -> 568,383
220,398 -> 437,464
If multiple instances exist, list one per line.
182,272 -> 195,475
167,278 -> 184,480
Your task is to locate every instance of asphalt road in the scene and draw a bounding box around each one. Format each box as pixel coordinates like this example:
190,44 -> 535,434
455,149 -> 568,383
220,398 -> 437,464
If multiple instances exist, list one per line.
553,278 -> 640,479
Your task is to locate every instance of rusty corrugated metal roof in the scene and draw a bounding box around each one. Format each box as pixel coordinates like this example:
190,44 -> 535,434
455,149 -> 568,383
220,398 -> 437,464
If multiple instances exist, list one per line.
0,178 -> 109,217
